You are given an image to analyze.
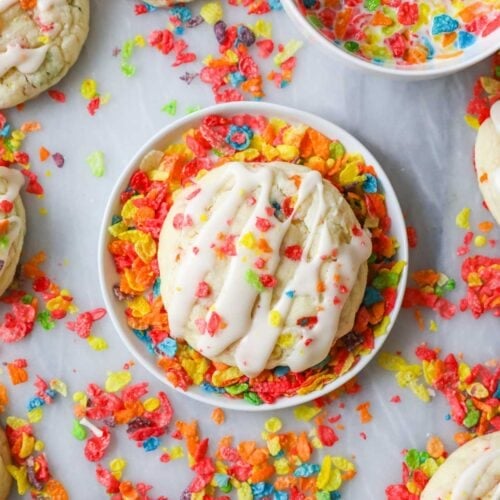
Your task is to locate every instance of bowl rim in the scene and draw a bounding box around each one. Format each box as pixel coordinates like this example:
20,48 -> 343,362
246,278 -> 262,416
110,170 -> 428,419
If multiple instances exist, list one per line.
98,101 -> 409,411
281,0 -> 500,79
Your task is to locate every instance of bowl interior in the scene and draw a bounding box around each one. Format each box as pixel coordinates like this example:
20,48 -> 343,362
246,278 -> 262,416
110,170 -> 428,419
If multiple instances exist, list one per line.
98,101 -> 409,411
282,0 -> 500,79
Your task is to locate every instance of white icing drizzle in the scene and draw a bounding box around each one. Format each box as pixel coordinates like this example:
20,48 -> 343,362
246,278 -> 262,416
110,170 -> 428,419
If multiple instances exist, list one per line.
451,448 -> 500,500
0,167 -> 23,272
491,100 -> 500,135
0,0 -> 18,12
166,163 -> 372,377
0,44 -> 49,78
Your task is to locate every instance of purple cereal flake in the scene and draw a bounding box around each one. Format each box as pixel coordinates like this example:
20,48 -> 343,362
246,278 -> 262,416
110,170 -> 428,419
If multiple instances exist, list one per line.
180,72 -> 199,85
214,20 -> 227,44
52,152 -> 65,168
185,15 -> 204,28
112,47 -> 121,57
237,25 -> 256,47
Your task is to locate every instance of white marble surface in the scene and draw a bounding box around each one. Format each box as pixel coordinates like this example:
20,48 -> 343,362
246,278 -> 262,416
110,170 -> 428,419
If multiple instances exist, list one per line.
3,0 -> 499,498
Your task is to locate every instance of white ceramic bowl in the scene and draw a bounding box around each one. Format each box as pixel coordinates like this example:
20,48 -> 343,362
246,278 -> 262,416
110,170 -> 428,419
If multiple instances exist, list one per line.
281,0 -> 500,80
98,101 -> 409,411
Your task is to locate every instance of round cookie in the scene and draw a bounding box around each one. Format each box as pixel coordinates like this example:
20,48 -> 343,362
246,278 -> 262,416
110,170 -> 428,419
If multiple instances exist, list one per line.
475,100 -> 500,225
421,431 -> 500,500
0,425 -> 12,500
0,167 -> 26,297
0,0 -> 90,109
158,161 -> 372,378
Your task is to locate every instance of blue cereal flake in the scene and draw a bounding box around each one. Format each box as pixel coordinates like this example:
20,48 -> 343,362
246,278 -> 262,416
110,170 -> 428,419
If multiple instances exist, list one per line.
493,382 -> 500,399
201,381 -> 225,394
169,5 -> 192,22
157,337 -> 177,357
132,329 -> 155,354
269,0 -> 283,10
214,473 -> 230,488
252,482 -> 275,498
274,491 -> 289,500
363,286 -> 383,306
456,31 -> 476,49
285,289 -> 295,298
27,396 -> 45,411
273,365 -> 290,376
143,436 -> 160,451
294,463 -> 320,477
226,125 -> 254,151
153,278 -> 161,298
432,14 -> 459,35
229,71 -> 246,87
362,173 -> 378,193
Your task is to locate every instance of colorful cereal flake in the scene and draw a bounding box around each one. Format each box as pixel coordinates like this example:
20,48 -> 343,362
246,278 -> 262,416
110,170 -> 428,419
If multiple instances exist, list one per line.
107,113 -> 404,405
296,0 -> 500,67
4,410 -> 68,497
385,436 -> 447,499
465,51 -> 500,127
379,344 -> 500,435
174,418 -> 356,497
73,371 -> 174,463
402,268 -> 456,322
126,2 -> 302,102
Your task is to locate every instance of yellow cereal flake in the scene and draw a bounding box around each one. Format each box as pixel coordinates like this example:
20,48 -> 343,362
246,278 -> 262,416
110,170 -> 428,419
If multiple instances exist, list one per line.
104,371 -> 132,393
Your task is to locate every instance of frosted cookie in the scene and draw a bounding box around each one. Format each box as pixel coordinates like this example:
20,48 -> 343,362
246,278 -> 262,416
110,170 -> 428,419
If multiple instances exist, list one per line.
0,426 -> 11,500
0,0 -> 90,109
0,167 -> 25,297
158,161 -> 372,378
475,100 -> 500,225
421,431 -> 500,500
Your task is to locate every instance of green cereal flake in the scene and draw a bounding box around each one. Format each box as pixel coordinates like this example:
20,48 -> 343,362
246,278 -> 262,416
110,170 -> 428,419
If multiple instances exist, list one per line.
225,383 -> 249,395
186,105 -> 202,114
243,391 -> 263,405
364,0 -> 380,11
121,62 -> 136,77
245,269 -> 264,292
329,141 -> 345,160
86,151 -> 106,178
37,311 -> 56,331
72,420 -> 87,441
161,100 -> 177,116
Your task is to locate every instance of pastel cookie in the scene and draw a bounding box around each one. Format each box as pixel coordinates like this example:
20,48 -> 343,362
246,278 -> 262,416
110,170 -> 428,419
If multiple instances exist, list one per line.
421,431 -> 500,500
0,426 -> 11,500
0,0 -> 90,109
158,161 -> 372,378
0,167 -> 25,297
475,100 -> 500,225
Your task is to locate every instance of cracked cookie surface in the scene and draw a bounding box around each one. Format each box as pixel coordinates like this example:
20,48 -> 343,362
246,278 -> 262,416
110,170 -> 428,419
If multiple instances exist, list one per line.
0,0 -> 89,108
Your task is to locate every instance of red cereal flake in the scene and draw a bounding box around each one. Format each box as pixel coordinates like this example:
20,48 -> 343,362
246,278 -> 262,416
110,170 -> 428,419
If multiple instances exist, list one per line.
284,245 -> 303,261
66,308 -> 107,339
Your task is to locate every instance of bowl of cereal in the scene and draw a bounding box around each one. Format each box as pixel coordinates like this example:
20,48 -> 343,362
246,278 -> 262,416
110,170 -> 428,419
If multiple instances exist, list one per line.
281,0 -> 500,79
98,102 -> 408,410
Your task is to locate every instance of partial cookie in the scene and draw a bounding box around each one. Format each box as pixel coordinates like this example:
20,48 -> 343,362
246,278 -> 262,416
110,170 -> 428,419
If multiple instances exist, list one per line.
0,167 -> 25,297
158,161 -> 372,378
421,431 -> 500,500
0,425 -> 12,500
0,0 -> 90,109
475,100 -> 500,225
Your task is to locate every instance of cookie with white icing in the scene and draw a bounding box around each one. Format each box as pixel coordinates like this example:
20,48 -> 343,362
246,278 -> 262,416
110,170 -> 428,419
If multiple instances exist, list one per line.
0,0 -> 90,109
0,167 -> 25,296
475,100 -> 500,225
421,431 -> 500,500
158,161 -> 372,378
0,425 -> 11,500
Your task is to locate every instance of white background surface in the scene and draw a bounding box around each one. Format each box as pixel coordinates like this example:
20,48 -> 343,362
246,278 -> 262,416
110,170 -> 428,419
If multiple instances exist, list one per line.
2,0 -> 499,498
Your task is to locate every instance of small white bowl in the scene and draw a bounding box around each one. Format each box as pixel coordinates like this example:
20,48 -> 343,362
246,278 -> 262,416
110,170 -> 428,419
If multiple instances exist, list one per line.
98,102 -> 409,411
281,0 -> 500,80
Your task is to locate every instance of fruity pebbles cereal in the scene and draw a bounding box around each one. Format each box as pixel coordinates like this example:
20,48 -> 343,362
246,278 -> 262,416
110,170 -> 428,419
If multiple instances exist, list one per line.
106,113 -> 405,405
294,0 -> 500,66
